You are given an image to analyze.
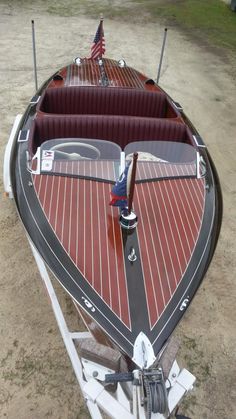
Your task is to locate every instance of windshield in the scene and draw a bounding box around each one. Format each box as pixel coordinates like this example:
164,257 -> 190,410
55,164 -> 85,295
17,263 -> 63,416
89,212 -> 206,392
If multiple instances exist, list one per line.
125,141 -> 197,181
38,139 -> 198,181
40,138 -> 121,181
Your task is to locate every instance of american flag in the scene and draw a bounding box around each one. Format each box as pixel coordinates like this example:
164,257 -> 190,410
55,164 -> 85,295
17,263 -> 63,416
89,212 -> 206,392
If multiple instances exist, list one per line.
109,162 -> 133,208
90,20 -> 105,60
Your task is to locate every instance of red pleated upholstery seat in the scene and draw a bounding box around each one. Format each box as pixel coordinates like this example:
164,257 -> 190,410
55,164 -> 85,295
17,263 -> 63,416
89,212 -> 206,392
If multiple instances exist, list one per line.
29,114 -> 193,154
37,86 -> 178,119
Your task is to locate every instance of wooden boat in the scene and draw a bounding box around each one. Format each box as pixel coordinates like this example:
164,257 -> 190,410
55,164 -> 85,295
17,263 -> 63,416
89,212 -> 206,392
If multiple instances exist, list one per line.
10,56 -> 222,371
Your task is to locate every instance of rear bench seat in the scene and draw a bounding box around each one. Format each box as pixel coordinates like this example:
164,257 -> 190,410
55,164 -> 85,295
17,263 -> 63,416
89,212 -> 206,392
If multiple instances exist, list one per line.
29,114 -> 193,155
37,86 -> 179,119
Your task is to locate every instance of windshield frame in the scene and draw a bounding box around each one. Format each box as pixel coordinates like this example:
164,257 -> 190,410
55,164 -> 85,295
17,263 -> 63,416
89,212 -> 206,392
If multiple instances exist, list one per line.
31,138 -> 200,182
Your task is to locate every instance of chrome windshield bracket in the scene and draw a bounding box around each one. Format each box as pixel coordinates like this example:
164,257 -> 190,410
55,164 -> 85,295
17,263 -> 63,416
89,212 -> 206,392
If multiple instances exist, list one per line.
196,151 -> 206,179
26,147 -> 41,175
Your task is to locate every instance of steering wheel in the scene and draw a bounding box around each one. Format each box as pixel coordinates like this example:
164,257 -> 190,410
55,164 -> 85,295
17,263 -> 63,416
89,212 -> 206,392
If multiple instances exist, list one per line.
50,142 -> 101,160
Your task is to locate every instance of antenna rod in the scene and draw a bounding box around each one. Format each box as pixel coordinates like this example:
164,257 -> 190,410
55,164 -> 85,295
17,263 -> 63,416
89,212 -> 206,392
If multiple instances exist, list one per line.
31,20 -> 38,92
128,152 -> 138,214
157,27 -> 168,85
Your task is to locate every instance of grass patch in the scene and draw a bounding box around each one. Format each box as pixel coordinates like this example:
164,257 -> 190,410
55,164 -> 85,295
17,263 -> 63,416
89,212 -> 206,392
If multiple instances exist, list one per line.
133,0 -> 236,52
179,335 -> 212,385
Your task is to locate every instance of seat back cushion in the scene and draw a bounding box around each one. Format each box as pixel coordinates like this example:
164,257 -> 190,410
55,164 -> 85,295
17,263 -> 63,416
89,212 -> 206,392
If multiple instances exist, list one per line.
38,86 -> 178,118
30,115 -> 191,154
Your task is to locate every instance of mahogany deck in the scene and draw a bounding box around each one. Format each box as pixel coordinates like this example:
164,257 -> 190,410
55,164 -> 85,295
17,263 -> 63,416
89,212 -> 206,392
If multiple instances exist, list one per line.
50,160 -> 117,181
33,166 -> 205,330
65,59 -> 145,89
33,173 -> 131,328
134,176 -> 205,328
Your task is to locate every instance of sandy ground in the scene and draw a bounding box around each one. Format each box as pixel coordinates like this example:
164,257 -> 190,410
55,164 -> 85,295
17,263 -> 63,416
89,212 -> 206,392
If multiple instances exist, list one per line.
0,2 -> 236,418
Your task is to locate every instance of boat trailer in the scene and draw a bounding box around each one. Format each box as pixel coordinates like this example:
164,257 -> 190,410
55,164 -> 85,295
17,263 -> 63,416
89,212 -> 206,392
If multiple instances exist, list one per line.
4,116 -> 196,419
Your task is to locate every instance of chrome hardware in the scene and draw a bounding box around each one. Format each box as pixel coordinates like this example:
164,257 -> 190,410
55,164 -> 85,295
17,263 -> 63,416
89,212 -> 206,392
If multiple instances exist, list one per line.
128,247 -> 137,262
30,95 -> 40,104
26,148 -> 41,175
26,151 -> 32,173
119,208 -> 138,230
196,152 -> 206,179
118,59 -> 126,68
74,57 -> 82,65
193,134 -> 206,148
200,155 -> 207,177
18,129 -> 29,142
172,101 -> 183,112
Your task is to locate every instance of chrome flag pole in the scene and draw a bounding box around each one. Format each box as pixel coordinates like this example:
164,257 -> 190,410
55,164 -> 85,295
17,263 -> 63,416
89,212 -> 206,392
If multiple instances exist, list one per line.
31,20 -> 38,92
128,152 -> 138,214
157,27 -> 168,85
99,13 -> 104,60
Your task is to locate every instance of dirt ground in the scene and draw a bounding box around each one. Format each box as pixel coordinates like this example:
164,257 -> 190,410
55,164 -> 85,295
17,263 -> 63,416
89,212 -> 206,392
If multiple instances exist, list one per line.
0,2 -> 236,418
